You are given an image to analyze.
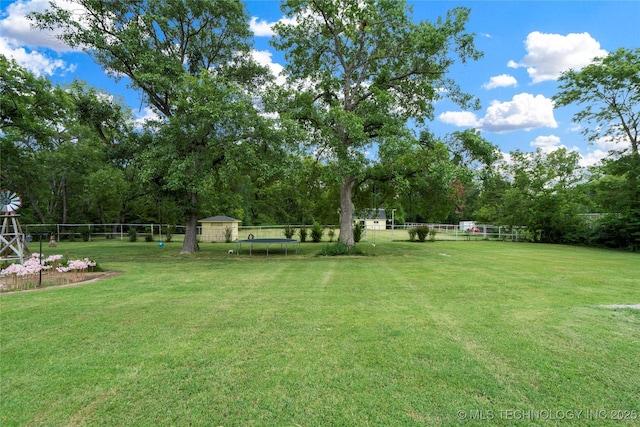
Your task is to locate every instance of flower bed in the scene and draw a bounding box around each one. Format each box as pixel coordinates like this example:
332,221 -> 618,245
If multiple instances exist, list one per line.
0,254 -> 97,292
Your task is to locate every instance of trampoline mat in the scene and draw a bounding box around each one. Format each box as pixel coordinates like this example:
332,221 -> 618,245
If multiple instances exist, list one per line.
235,238 -> 298,244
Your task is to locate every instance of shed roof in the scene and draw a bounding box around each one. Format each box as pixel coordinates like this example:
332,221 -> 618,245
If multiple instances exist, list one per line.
199,216 -> 241,223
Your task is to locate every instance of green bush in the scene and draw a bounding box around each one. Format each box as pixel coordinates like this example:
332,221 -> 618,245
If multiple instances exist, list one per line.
128,228 -> 137,242
416,226 -> 430,242
327,228 -> 336,242
318,242 -> 367,256
283,225 -> 296,239
311,222 -> 324,243
165,225 -> 175,242
299,227 -> 308,243
145,234 -> 154,242
353,222 -> 364,243
79,226 -> 91,242
429,229 -> 437,242
408,228 -> 417,241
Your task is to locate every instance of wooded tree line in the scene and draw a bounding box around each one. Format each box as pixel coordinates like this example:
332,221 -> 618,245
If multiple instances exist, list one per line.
1,0 -> 638,251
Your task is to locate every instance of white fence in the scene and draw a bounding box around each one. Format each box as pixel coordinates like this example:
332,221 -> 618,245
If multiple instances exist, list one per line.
23,223 -> 530,242
23,223 -> 179,242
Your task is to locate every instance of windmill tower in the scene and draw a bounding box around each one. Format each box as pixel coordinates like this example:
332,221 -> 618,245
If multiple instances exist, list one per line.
0,190 -> 28,264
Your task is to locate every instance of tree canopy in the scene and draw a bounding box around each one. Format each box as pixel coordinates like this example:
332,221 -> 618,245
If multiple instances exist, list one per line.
31,0 -> 274,253
3,2 -> 636,252
271,0 -> 482,246
554,47 -> 640,250
554,47 -> 640,208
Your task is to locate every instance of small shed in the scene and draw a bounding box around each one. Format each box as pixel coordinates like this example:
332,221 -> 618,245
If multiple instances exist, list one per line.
199,216 -> 241,243
355,209 -> 387,230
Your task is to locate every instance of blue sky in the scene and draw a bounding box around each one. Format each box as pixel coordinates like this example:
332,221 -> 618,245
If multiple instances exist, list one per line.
1,0 -> 638,166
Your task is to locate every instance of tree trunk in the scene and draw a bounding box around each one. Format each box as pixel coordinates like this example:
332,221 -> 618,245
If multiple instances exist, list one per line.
630,141 -> 640,209
181,212 -> 200,254
61,177 -> 68,224
180,191 -> 200,254
338,174 -> 356,248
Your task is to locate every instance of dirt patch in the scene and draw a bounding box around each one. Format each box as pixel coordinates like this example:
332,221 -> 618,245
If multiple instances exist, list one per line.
604,304 -> 640,310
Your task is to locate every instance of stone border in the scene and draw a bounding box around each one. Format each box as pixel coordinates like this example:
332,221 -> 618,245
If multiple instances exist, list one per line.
0,271 -> 123,294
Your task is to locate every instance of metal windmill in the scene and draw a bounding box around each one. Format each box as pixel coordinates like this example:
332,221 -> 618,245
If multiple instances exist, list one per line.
0,190 -> 28,264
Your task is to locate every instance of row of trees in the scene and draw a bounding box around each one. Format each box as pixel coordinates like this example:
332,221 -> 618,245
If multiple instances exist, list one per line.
1,0 -> 638,251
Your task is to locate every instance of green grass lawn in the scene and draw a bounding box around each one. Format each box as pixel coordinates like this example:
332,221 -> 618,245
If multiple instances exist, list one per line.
1,237 -> 639,426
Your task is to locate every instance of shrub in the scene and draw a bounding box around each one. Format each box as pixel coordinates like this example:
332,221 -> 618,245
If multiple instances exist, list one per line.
353,222 -> 364,243
79,226 -> 91,242
319,242 -> 367,256
416,226 -> 430,242
283,225 -> 296,239
299,226 -> 308,243
128,228 -> 137,242
429,229 -> 437,242
311,222 -> 324,242
224,226 -> 233,243
408,228 -> 417,241
165,225 -> 175,242
145,234 -> 154,242
327,228 -> 336,242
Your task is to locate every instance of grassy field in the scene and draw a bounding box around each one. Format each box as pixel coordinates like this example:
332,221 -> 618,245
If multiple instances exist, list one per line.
1,236 -> 639,426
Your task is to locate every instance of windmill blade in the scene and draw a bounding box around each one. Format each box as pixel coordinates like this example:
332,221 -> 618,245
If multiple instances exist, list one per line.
0,190 -> 22,213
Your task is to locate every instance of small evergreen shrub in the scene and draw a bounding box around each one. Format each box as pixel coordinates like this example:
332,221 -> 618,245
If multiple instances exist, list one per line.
128,228 -> 137,242
311,222 -> 324,242
353,222 -> 364,243
145,234 -> 154,242
165,225 -> 175,242
429,229 -> 437,242
80,226 -> 91,242
299,226 -> 308,242
283,225 -> 296,239
408,228 -> 417,241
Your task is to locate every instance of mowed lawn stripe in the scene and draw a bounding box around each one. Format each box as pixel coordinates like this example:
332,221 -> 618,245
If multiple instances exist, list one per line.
1,240 -> 639,426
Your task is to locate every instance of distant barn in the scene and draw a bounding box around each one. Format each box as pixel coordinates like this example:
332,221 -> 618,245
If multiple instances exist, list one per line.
199,216 -> 241,243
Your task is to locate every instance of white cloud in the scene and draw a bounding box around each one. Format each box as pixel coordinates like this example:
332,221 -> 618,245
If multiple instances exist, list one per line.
251,49 -> 286,86
0,0 -> 83,52
439,93 -> 557,133
530,135 -> 618,167
133,106 -> 163,129
482,74 -> 517,90
249,16 -> 297,37
531,134 -> 562,153
0,0 -> 86,75
579,149 -> 608,167
438,111 -> 480,127
249,17 -> 275,37
577,132 -> 632,167
482,93 -> 557,133
509,31 -> 607,83
0,37 -> 74,76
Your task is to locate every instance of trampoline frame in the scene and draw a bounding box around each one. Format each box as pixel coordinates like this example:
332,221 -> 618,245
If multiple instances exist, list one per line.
233,238 -> 300,256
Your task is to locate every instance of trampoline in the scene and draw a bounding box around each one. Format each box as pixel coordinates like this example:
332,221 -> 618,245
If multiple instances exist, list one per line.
234,238 -> 300,256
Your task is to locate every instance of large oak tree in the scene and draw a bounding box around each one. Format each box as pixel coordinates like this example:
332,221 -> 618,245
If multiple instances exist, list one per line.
32,0 -> 271,253
554,47 -> 640,250
554,47 -> 640,209
271,0 -> 482,246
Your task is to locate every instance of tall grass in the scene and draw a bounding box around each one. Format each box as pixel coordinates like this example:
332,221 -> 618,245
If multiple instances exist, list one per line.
1,239 -> 639,426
